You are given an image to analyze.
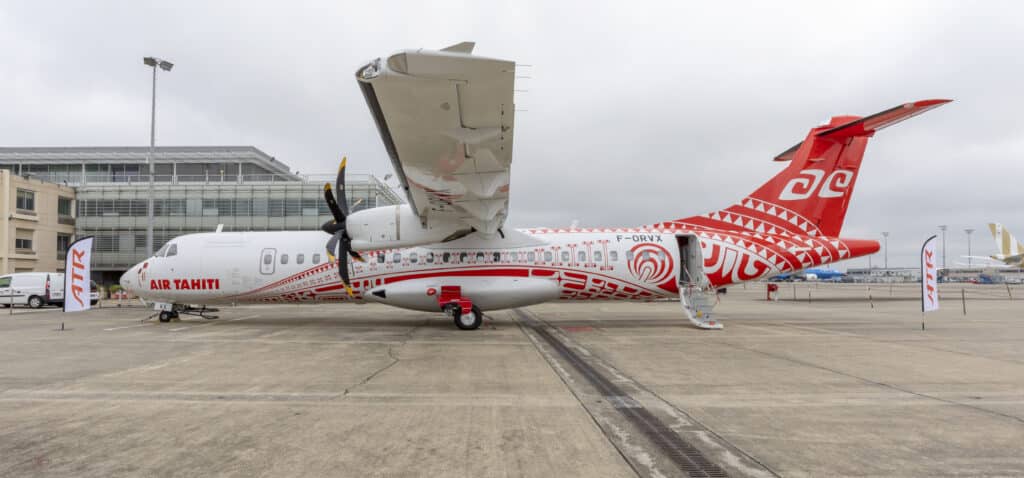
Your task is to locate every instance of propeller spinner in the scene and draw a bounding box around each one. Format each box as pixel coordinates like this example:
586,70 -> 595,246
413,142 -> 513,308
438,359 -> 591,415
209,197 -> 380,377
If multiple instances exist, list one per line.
322,157 -> 364,296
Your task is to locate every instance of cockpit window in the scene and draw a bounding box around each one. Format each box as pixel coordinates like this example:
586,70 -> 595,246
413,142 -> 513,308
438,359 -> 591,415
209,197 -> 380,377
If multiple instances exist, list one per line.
166,244 -> 178,257
155,243 -> 170,257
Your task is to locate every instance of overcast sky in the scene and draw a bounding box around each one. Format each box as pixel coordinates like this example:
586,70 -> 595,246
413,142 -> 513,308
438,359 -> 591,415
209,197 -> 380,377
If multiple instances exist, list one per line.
2,1 -> 1022,268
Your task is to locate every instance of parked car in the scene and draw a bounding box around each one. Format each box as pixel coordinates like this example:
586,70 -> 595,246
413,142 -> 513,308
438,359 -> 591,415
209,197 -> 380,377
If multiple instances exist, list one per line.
0,272 -> 99,308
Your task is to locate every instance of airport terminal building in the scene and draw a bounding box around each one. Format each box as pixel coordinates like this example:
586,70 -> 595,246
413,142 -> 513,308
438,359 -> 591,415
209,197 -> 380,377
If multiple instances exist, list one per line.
0,146 -> 402,284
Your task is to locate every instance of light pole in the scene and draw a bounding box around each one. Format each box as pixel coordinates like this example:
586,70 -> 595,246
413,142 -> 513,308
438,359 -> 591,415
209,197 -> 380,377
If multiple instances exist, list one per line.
938,225 -> 947,269
882,231 -> 889,270
143,56 -> 173,258
965,228 -> 975,268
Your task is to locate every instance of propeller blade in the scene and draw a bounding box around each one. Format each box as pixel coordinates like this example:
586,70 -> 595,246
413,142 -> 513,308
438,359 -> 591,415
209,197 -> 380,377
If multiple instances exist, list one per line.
325,230 -> 341,262
323,183 -> 344,222
342,235 -> 365,263
336,243 -> 354,297
335,156 -> 350,217
321,219 -> 344,235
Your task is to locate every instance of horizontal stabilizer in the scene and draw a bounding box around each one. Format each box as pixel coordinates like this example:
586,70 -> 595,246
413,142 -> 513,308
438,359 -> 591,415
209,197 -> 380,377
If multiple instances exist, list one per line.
774,99 -> 951,161
816,99 -> 952,139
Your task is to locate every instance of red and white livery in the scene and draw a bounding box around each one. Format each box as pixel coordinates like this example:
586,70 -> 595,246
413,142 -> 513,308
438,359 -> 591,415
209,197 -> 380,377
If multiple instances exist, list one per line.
120,42 -> 950,329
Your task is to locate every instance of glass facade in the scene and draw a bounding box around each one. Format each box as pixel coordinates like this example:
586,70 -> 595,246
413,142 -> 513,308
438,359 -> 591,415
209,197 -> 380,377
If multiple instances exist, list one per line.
75,176 -> 395,271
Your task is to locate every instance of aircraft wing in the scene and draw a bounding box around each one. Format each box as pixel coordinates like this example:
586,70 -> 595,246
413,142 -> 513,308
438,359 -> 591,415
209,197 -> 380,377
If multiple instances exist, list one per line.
356,42 -> 515,236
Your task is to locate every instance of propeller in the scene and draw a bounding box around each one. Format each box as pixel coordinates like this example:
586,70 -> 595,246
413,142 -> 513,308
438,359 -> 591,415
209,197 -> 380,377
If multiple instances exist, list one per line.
322,157 -> 364,296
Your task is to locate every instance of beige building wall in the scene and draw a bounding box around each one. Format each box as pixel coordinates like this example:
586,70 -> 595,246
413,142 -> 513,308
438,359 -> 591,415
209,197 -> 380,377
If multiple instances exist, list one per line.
0,169 -> 76,274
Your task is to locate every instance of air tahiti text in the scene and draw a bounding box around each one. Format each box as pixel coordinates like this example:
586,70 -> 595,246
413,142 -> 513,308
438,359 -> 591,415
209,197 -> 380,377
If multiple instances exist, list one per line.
615,234 -> 664,243
150,279 -> 221,290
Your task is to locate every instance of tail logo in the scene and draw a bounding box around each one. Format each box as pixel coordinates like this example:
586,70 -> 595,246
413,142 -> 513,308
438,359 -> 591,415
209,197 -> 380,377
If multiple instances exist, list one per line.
779,169 -> 853,201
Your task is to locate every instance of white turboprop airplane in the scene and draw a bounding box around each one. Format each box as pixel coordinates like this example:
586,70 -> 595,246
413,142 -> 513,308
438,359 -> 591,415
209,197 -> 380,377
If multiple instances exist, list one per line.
120,42 -> 950,330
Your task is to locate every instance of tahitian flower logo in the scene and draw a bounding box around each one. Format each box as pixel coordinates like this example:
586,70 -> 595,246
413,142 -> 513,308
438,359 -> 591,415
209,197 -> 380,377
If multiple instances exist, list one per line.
627,243 -> 675,285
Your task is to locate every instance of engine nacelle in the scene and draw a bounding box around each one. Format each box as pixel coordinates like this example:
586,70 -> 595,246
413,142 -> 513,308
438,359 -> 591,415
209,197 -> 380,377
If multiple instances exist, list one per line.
346,204 -> 465,251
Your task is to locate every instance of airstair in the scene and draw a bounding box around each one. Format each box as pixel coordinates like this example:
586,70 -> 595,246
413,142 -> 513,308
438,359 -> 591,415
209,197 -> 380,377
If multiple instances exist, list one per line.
676,234 -> 723,330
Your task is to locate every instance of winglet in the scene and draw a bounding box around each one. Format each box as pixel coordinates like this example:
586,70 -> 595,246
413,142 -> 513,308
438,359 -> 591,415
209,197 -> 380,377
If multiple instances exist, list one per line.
440,41 -> 475,54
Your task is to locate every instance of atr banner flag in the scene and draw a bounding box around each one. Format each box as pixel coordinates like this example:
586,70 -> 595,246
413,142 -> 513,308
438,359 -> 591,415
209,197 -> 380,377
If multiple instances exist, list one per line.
63,236 -> 94,313
921,235 -> 939,313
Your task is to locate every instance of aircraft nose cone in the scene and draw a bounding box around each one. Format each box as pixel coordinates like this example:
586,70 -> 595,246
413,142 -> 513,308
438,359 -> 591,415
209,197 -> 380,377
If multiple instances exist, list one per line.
119,267 -> 138,294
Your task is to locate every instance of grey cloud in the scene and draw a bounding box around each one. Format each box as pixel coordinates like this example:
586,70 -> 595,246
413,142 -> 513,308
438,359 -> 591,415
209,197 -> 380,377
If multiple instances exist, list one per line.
1,1 -> 1022,268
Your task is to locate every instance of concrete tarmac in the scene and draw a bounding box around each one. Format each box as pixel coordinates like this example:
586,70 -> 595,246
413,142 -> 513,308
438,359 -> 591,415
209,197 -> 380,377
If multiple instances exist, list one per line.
1,283 -> 1023,477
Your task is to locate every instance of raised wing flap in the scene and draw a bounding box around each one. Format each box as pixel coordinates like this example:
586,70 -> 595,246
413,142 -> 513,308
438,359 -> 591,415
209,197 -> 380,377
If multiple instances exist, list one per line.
357,43 -> 515,235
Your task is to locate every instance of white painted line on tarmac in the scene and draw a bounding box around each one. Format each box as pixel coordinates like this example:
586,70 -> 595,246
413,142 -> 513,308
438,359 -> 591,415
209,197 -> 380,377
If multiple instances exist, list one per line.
104,323 -> 153,331
170,314 -> 259,332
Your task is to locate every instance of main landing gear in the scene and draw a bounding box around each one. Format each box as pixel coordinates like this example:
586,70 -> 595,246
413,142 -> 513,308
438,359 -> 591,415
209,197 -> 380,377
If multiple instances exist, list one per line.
446,303 -> 483,330
437,285 -> 484,330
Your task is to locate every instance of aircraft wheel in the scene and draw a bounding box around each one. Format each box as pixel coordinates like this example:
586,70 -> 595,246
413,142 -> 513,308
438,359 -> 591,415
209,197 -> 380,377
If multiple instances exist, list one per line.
452,305 -> 483,331
27,295 -> 44,309
159,311 -> 173,323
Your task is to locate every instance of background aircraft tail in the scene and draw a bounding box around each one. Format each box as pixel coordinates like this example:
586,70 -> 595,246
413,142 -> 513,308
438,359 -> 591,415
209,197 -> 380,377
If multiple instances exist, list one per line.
659,100 -> 950,238
989,223 -> 1024,260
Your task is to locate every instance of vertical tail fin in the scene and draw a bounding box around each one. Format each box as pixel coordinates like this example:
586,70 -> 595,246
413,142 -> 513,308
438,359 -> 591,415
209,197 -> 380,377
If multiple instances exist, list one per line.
663,100 -> 951,237
988,223 -> 1024,259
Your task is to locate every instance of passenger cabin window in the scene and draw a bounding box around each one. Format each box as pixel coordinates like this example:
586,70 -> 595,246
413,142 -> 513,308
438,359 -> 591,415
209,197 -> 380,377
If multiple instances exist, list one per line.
561,251 -> 570,262
281,254 -> 289,264
528,252 -> 536,262
493,252 -> 501,263
313,253 -> 321,264
296,253 -> 304,264
610,251 -> 618,262
166,244 -> 178,257
460,252 -> 469,263
544,251 -> 553,262
578,251 -> 586,262
392,252 -> 401,263
626,251 -> 634,261
263,253 -> 273,265
377,253 -> 386,264
594,250 -> 603,262
442,252 -> 451,263
475,252 -> 485,262
410,252 -> 418,264
426,252 -> 435,263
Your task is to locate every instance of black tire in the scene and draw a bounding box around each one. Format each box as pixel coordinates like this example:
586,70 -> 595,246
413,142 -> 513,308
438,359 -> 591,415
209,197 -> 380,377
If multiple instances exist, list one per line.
452,305 -> 483,330
159,311 -> 173,322
27,295 -> 44,309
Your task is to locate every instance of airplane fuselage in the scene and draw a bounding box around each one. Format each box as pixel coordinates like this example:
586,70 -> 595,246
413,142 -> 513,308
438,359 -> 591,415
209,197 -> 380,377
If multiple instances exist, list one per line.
121,225 -> 878,314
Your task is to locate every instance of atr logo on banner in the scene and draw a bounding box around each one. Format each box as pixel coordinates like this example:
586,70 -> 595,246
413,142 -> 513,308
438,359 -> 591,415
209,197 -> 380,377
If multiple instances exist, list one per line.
64,236 -> 94,313
921,235 -> 939,313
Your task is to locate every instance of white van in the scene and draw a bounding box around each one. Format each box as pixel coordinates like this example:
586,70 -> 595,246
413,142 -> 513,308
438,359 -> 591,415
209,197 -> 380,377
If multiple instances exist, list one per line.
0,272 -> 99,309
